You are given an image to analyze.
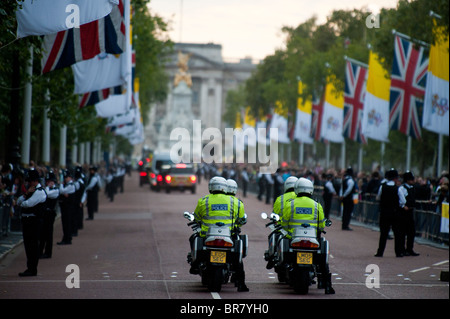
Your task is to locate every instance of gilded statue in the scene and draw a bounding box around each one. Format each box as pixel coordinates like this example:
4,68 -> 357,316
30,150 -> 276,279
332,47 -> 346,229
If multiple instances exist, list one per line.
174,51 -> 193,88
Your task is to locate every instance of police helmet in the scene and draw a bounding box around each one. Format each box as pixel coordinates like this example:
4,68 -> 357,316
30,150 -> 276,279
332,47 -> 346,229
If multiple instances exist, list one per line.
63,169 -> 73,178
294,177 -> 314,196
226,179 -> 238,196
403,171 -> 414,182
284,176 -> 298,193
385,168 -> 399,180
208,176 -> 228,194
345,167 -> 353,176
46,170 -> 57,182
26,169 -> 40,182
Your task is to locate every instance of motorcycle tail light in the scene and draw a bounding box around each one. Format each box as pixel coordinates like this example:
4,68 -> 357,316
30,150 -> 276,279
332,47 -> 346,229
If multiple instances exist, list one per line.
205,239 -> 233,247
157,175 -> 163,182
165,175 -> 172,183
190,175 -> 197,183
139,171 -> 147,177
291,239 -> 319,249
150,173 -> 156,179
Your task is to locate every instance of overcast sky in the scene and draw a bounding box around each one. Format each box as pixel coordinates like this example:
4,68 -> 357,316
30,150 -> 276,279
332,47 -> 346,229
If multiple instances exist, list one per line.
148,0 -> 399,61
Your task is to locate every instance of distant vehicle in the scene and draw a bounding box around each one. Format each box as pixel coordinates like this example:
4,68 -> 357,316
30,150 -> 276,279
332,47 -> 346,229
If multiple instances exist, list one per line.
163,163 -> 197,194
149,153 -> 173,191
138,148 -> 154,186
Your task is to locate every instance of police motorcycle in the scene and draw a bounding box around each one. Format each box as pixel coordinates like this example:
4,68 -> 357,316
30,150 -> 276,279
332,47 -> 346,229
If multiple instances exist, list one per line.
261,212 -> 332,294
185,211 -> 248,292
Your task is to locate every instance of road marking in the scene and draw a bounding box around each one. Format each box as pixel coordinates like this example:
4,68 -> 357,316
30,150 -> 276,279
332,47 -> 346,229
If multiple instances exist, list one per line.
409,267 -> 430,273
432,260 -> 449,266
211,292 -> 221,299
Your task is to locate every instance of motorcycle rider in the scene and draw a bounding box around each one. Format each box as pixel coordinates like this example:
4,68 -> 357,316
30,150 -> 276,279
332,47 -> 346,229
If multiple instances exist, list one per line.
280,177 -> 335,294
265,176 -> 298,269
190,176 -> 249,292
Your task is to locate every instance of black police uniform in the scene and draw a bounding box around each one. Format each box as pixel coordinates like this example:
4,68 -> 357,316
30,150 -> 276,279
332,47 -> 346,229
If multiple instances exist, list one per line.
18,170 -> 47,276
375,172 -> 403,257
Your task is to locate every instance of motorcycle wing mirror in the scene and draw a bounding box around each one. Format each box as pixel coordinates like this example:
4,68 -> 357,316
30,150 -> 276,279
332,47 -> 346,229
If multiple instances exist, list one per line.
270,213 -> 280,221
183,212 -> 194,221
325,219 -> 332,227
261,212 -> 268,219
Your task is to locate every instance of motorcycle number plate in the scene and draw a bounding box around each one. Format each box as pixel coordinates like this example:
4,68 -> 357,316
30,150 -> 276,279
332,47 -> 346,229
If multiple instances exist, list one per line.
297,252 -> 313,265
210,251 -> 226,263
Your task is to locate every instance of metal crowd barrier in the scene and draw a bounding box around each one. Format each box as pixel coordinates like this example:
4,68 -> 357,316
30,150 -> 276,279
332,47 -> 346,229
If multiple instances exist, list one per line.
243,180 -> 448,246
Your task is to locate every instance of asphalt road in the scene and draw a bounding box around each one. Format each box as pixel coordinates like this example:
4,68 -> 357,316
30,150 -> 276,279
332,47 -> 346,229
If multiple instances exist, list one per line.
0,171 -> 448,303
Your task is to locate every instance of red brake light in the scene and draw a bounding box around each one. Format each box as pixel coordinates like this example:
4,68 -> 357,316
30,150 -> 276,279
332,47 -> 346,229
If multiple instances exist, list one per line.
138,160 -> 143,166
205,239 -> 233,247
146,158 -> 150,162
150,173 -> 155,179
157,175 -> 163,182
165,175 -> 172,183
139,171 -> 147,177
190,175 -> 197,183
291,240 -> 319,249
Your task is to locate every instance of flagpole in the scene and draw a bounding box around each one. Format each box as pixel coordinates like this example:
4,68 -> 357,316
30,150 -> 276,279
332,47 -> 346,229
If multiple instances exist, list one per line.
60,126 -> 67,168
21,46 -> 33,168
358,145 -> 363,172
392,29 -> 430,47
42,88 -> 51,165
344,55 -> 368,68
341,139 -> 346,169
438,134 -> 443,177
406,136 -> 412,171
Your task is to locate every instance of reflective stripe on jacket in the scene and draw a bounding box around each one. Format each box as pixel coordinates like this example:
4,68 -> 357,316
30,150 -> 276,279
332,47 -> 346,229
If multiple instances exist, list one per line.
280,196 -> 325,237
194,193 -> 242,236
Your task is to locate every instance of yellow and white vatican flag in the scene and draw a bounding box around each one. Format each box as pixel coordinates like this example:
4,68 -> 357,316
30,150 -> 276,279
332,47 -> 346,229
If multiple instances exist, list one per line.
441,202 -> 449,233
423,25 -> 449,136
294,81 -> 314,144
243,107 -> 257,147
320,76 -> 344,143
361,51 -> 391,142
271,101 -> 290,144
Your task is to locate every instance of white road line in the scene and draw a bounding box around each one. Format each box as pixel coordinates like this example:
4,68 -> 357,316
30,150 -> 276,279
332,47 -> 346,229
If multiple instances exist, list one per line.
432,260 -> 449,266
211,292 -> 221,299
409,267 -> 430,273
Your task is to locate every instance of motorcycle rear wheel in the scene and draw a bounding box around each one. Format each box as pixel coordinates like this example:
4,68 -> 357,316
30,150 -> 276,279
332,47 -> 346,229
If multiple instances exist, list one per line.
293,268 -> 310,294
207,266 -> 223,292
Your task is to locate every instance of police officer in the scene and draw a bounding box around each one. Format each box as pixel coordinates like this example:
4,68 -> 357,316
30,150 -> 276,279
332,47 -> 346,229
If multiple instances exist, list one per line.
39,171 -> 59,258
339,167 -> 355,230
399,171 -> 419,256
16,169 -> 47,276
375,168 -> 406,257
280,177 -> 335,294
73,166 -> 85,234
322,173 -> 337,219
58,169 -> 76,245
85,166 -> 100,220
265,176 -> 298,269
226,179 -> 249,292
191,176 -> 249,292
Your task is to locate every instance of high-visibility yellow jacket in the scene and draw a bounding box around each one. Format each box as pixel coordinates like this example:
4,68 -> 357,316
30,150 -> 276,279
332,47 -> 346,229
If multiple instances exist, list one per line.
273,191 -> 297,218
280,195 -> 325,238
194,193 -> 245,236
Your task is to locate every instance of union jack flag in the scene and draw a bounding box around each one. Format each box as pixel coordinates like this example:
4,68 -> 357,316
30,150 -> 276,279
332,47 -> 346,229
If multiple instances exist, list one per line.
79,85 -> 122,108
389,35 -> 429,139
41,0 -> 125,74
344,60 -> 367,144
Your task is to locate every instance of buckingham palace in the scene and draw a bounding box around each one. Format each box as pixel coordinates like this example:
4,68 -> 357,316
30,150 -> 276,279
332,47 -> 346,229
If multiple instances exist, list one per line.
143,42 -> 258,151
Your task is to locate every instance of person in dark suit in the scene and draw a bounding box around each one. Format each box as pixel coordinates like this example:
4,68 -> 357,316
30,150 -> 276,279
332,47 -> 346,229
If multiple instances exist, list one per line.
374,168 -> 407,257
339,167 -> 356,230
399,171 -> 419,256
58,169 -> 76,245
16,169 -> 47,276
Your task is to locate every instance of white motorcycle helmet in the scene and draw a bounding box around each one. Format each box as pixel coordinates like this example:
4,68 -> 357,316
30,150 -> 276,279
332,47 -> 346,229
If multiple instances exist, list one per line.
226,179 -> 238,196
209,176 -> 228,194
294,177 -> 314,196
284,176 -> 298,193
